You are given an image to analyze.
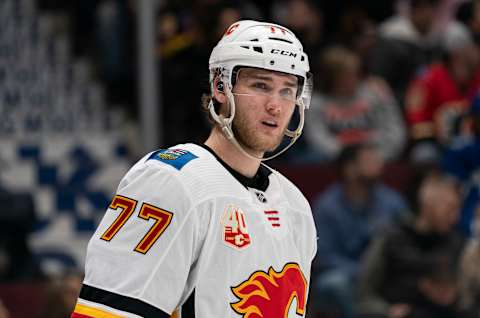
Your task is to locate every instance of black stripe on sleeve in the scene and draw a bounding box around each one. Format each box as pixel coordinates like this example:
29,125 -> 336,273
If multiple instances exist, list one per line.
182,289 -> 195,317
79,284 -> 170,318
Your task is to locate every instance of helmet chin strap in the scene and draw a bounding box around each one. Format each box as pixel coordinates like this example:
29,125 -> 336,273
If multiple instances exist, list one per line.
208,85 -> 305,162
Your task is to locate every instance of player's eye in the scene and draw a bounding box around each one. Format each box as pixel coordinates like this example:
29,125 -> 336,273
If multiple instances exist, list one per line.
251,82 -> 270,91
279,87 -> 295,99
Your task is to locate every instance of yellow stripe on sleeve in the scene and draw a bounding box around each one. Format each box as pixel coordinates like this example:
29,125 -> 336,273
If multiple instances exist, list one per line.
73,303 -> 126,318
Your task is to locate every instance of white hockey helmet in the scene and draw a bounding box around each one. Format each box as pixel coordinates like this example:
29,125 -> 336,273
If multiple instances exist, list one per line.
208,20 -> 313,160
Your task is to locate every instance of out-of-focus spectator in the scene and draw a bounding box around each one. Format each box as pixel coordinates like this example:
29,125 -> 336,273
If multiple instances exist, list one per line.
319,1 -> 394,44
0,187 -> 44,282
405,22 -> 480,147
456,0 -> 480,48
310,144 -> 408,318
441,94 -> 480,236
40,269 -> 83,318
156,4 -> 212,147
335,6 -> 377,67
0,299 -> 9,318
356,171 -> 466,318
271,0 -> 324,57
370,0 -> 443,103
190,0 -> 262,49
304,46 -> 406,162
458,205 -> 480,314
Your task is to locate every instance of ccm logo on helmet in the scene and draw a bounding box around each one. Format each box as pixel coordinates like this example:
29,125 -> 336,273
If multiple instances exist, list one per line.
270,49 -> 297,58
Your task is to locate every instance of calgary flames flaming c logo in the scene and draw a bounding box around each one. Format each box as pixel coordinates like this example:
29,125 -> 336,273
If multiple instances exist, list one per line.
230,263 -> 307,318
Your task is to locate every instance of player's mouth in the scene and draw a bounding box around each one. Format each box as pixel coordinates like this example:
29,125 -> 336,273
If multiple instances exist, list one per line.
262,120 -> 278,128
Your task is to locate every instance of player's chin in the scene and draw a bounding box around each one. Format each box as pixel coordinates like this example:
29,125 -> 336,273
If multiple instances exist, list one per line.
262,137 -> 284,153
246,140 -> 276,155
243,131 -> 284,154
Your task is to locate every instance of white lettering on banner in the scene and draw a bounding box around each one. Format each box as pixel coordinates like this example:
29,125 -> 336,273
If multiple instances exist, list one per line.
0,136 -> 131,272
0,110 -> 113,136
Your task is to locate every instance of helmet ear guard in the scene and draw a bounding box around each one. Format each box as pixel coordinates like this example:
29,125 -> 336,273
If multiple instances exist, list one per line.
207,20 -> 313,161
208,70 -> 236,133
216,82 -> 224,92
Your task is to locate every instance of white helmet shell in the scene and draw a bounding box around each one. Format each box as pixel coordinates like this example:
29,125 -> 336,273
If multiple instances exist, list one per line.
209,20 -> 312,109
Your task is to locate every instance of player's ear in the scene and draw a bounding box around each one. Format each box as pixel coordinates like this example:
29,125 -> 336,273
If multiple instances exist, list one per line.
213,77 -> 227,104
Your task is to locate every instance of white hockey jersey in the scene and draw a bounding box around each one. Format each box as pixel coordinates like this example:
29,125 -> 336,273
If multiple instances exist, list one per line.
72,143 -> 317,318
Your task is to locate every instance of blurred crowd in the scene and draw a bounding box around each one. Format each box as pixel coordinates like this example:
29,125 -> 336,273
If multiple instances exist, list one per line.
38,0 -> 480,164
36,0 -> 480,155
1,0 -> 480,317
308,144 -> 479,318
32,0 -> 480,163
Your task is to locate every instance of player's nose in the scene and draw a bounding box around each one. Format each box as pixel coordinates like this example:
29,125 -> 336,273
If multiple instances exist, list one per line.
265,96 -> 282,116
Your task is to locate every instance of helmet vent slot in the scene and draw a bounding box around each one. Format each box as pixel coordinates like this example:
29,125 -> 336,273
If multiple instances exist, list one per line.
268,37 -> 293,44
253,46 -> 263,53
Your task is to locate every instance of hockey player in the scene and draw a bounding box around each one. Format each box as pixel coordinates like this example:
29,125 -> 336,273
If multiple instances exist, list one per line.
71,20 -> 317,318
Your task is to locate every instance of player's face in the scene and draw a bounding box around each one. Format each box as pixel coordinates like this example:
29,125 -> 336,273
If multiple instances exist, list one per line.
231,68 -> 298,155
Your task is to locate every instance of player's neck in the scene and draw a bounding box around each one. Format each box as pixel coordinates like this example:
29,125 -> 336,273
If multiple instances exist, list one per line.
204,128 -> 262,178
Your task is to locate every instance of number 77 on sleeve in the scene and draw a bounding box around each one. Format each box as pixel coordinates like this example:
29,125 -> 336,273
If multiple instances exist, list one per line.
100,194 -> 174,254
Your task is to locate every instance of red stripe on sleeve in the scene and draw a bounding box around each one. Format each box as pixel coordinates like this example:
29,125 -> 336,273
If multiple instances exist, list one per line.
71,312 -> 94,318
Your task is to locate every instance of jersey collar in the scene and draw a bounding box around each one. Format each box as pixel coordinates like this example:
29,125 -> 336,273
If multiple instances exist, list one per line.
199,144 -> 271,191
